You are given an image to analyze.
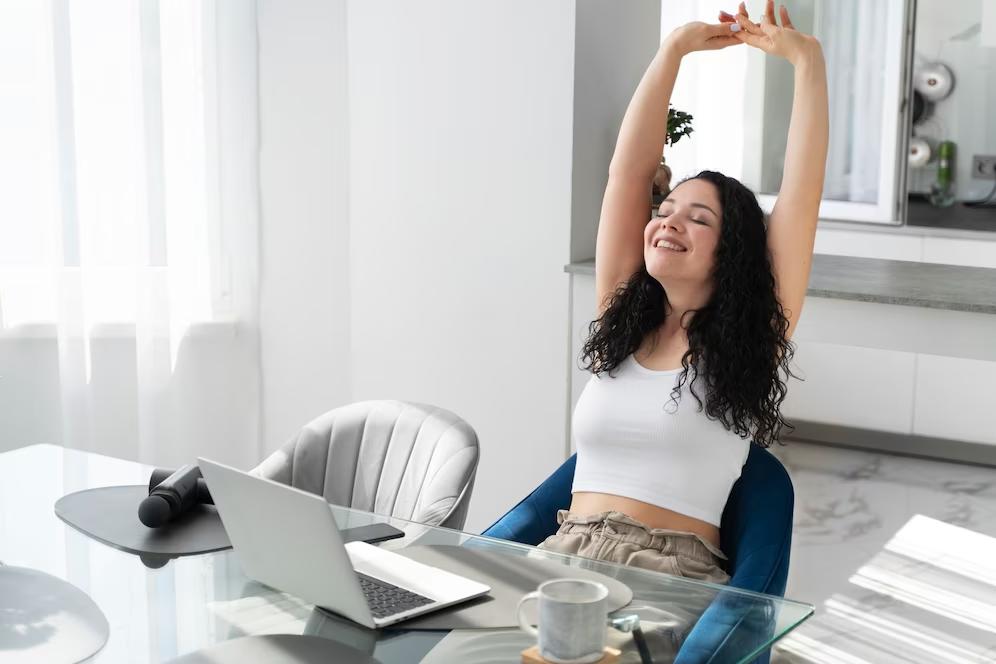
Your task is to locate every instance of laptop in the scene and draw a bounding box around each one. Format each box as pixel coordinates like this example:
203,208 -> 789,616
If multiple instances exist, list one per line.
197,458 -> 490,629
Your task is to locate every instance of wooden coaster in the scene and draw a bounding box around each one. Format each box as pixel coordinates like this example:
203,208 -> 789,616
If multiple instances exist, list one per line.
521,645 -> 621,664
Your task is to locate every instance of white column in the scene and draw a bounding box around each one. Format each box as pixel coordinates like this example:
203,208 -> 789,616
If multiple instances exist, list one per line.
347,0 -> 660,530
258,0 -> 353,454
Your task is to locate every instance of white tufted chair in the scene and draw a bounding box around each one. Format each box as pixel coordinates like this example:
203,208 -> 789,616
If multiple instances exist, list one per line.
252,401 -> 479,530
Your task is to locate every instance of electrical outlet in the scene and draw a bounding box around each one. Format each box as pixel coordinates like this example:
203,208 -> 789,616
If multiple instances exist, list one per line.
971,155 -> 996,180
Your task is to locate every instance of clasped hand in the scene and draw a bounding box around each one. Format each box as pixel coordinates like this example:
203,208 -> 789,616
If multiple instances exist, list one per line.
665,1 -> 820,66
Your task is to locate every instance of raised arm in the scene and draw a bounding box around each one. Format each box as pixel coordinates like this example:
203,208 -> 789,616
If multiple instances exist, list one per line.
731,2 -> 829,338
773,46 -> 828,338
595,22 -> 742,314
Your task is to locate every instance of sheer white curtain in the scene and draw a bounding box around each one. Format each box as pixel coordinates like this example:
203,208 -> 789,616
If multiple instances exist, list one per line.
820,0 -> 889,204
0,0 -> 261,469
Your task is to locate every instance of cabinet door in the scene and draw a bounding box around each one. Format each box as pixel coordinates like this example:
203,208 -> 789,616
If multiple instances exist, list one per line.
662,0 -> 910,224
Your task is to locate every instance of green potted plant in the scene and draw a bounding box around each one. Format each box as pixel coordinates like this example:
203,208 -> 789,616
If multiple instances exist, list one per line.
653,106 -> 693,202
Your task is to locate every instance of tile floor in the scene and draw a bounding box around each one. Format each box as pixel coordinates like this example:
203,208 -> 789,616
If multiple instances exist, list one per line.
771,442 -> 996,664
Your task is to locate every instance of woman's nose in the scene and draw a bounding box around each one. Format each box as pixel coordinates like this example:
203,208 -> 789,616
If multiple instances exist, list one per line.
661,217 -> 682,232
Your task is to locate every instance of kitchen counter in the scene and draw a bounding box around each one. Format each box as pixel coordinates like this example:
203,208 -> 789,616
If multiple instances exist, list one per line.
907,199 -> 996,233
564,253 -> 996,315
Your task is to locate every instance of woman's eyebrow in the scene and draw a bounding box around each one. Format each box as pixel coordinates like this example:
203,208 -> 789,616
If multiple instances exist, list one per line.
663,199 -> 718,218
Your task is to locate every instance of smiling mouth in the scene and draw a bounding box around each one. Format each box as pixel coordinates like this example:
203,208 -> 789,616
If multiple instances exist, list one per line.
653,239 -> 687,252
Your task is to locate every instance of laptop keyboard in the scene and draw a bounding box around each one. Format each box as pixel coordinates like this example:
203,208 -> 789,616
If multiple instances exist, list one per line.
357,572 -> 434,619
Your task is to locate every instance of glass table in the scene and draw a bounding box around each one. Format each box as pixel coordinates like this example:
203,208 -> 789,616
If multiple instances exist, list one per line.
0,444 -> 813,663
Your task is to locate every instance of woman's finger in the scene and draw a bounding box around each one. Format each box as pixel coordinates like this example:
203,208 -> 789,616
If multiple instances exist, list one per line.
764,0 -> 776,24
779,4 -> 795,30
739,2 -> 748,18
710,21 -> 742,38
736,13 -> 766,37
718,10 -> 736,23
731,26 -> 767,50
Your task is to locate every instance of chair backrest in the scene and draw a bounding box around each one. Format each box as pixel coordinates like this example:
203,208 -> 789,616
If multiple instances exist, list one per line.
253,401 -> 479,530
676,445 -> 794,664
719,444 -> 794,596
481,455 -> 575,545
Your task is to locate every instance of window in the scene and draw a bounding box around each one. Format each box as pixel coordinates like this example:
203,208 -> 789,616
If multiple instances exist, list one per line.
662,0 -> 911,225
0,0 -> 223,329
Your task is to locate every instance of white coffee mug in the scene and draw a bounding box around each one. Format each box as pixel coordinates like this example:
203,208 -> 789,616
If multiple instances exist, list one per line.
517,578 -> 609,664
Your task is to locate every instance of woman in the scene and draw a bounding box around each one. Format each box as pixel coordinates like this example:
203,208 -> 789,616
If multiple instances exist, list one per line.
540,2 -> 829,585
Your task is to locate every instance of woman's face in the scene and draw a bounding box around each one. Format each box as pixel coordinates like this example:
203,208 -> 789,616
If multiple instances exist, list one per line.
644,178 -> 722,287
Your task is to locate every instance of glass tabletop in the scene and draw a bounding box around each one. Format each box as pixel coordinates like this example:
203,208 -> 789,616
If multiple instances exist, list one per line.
0,444 -> 813,663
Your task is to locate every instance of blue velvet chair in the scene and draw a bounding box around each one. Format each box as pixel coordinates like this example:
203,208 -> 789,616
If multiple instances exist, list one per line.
482,444 -> 794,664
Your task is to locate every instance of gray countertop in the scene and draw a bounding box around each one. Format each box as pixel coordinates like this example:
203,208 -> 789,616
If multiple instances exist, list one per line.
564,254 -> 996,315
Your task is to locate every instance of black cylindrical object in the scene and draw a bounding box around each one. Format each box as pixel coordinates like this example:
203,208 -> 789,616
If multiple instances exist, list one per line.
139,465 -> 214,528
148,467 -> 214,505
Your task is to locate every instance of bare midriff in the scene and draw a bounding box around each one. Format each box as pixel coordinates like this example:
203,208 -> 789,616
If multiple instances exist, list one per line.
568,492 -> 720,549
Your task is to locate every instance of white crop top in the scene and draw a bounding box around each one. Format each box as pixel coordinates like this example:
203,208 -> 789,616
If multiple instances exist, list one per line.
572,355 -> 750,527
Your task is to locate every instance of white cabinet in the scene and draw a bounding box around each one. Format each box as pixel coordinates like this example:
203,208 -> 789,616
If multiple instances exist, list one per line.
913,354 -> 996,444
783,341 -> 916,434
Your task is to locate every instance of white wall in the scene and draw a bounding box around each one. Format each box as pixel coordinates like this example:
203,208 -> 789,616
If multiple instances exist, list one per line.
257,0 -> 352,453
347,1 -> 577,532
570,0 -> 661,262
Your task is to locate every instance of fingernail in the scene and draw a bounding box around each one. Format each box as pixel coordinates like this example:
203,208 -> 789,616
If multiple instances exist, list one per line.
759,14 -> 765,21
730,23 -> 741,32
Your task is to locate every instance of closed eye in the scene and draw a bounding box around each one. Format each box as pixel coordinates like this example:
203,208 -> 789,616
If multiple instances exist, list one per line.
692,218 -> 708,226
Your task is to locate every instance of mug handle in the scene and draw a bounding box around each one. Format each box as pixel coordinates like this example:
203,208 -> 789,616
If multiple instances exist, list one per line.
516,591 -> 540,637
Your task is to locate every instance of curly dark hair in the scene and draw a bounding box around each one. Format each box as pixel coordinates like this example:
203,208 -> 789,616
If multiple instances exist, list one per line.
580,170 -> 796,447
